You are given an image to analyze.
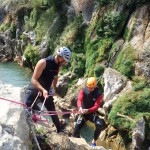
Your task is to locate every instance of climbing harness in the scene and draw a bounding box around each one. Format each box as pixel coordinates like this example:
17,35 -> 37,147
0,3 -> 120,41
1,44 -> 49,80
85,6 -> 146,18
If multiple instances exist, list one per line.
0,95 -> 78,150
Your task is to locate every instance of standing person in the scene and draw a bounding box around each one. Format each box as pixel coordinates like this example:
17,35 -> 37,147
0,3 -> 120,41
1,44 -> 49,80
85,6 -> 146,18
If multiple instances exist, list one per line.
25,47 -> 72,133
73,77 -> 103,147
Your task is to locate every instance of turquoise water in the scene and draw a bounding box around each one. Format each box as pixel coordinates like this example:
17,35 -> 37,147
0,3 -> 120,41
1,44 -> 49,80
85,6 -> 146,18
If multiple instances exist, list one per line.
0,62 -> 32,87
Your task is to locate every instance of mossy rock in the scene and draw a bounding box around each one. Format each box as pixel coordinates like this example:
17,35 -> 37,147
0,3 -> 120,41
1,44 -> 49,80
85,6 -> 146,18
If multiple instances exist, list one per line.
114,44 -> 138,78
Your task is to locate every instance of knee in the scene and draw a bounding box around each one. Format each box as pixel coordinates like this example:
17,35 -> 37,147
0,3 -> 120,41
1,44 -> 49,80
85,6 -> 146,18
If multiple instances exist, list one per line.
95,119 -> 103,129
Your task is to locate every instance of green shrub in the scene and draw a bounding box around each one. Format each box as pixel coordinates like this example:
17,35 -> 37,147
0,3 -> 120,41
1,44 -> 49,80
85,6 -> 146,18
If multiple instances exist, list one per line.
97,11 -> 121,38
10,22 -> 16,39
114,45 -> 137,78
50,0 -> 63,11
94,65 -> 105,77
24,43 -> 40,67
71,53 -> 86,77
99,0 -> 108,5
132,76 -> 148,91
35,7 -> 56,42
84,9 -> 125,77
29,0 -> 51,8
0,23 -> 10,32
85,52 -> 99,77
108,88 -> 150,134
57,15 -> 84,53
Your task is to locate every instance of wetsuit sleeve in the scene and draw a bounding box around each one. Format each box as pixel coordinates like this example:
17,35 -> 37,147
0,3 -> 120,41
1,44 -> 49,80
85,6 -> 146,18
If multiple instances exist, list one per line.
77,90 -> 84,109
88,95 -> 103,113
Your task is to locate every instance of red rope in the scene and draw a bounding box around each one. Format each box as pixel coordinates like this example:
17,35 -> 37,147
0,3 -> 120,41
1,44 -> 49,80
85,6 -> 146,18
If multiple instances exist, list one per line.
0,96 -> 78,123
41,110 -> 78,116
31,92 -> 40,109
0,97 -> 27,108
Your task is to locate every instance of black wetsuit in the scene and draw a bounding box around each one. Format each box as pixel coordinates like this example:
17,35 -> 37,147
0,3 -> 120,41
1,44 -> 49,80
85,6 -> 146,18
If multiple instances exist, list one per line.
74,87 -> 103,140
25,55 -> 61,132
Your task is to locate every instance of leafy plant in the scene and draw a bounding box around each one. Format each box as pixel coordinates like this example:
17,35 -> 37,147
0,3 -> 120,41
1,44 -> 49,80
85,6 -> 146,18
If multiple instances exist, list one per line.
108,88 -> 150,131
24,43 -> 40,67
71,53 -> 86,77
35,7 -> 56,42
132,76 -> 148,91
94,65 -> 105,77
97,11 -> 121,37
0,23 -> 10,32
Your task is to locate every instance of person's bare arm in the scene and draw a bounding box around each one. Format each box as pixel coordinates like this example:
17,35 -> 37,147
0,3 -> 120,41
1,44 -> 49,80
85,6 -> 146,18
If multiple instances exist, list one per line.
31,59 -> 48,98
52,67 -> 60,90
52,75 -> 58,90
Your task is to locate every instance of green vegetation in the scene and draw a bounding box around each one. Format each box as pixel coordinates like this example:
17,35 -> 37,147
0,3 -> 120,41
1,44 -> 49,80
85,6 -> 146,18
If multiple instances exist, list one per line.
97,11 -> 121,37
123,19 -> 136,42
0,23 -> 10,32
84,6 -> 128,77
108,88 -> 150,140
56,15 -> 84,52
0,20 -> 16,38
35,7 -> 56,42
108,74 -> 150,144
24,6 -> 57,43
71,53 -> 85,78
24,43 -> 40,67
114,45 -> 137,78
29,0 -> 64,11
10,21 -> 16,39
132,76 -> 148,91
29,0 -> 51,8
94,65 -> 105,78
57,15 -> 86,79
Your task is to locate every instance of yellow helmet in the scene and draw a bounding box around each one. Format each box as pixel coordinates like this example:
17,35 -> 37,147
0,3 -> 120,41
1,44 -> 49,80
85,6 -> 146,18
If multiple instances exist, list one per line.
87,77 -> 97,88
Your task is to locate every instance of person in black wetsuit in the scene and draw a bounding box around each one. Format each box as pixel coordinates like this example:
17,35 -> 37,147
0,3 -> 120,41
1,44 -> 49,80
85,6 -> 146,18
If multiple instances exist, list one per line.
25,47 -> 72,133
73,77 -> 103,147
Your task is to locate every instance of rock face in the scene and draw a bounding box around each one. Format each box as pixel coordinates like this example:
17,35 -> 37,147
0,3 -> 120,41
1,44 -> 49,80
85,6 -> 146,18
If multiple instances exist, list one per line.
103,68 -> 127,102
0,7 -> 5,24
0,82 -> 29,150
135,41 -> 150,82
103,68 -> 127,112
56,72 -> 71,97
0,30 -> 16,62
128,5 -> 149,51
71,0 -> 94,23
127,4 -> 150,82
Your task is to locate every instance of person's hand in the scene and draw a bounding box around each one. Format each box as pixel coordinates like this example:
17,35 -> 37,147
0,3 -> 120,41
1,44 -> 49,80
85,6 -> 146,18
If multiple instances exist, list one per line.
78,107 -> 83,114
38,91 -> 42,96
82,109 -> 88,114
43,89 -> 49,99
49,89 -> 56,96
78,107 -> 89,114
